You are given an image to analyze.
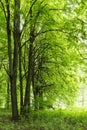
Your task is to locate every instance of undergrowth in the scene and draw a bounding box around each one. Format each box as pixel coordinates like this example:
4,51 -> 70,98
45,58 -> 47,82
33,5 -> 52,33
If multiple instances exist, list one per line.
0,107 -> 87,130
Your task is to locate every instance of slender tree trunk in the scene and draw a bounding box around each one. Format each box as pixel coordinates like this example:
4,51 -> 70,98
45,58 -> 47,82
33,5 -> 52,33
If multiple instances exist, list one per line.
32,64 -> 39,110
33,87 -> 39,110
31,47 -> 36,110
5,0 -> 11,109
32,59 -> 39,110
33,57 -> 44,110
19,42 -> 23,114
24,4 -> 35,112
24,44 -> 33,112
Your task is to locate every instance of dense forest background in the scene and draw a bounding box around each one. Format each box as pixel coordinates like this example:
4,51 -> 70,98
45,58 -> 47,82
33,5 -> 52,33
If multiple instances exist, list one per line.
0,0 -> 87,123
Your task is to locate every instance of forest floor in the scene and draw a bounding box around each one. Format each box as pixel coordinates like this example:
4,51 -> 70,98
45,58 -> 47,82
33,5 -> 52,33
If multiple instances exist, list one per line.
0,108 -> 87,130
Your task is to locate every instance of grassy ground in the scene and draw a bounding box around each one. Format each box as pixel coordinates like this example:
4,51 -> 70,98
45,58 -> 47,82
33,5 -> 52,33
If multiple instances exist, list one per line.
0,108 -> 87,130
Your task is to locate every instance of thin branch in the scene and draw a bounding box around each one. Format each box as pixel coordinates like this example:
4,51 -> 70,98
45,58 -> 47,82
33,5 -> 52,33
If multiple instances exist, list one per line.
35,29 -> 69,37
20,38 -> 30,49
20,0 -> 37,34
21,29 -> 70,49
49,8 -> 64,11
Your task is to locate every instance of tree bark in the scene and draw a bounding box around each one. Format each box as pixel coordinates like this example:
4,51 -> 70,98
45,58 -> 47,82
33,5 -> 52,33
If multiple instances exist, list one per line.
24,44 -> 33,112
24,3 -> 35,113
19,42 -> 23,114
10,0 -> 21,120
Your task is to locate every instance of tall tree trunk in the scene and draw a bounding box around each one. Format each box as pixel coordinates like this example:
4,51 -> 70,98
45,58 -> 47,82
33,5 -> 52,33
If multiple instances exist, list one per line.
32,57 -> 39,110
33,57 -> 44,110
24,44 -> 33,112
19,42 -> 23,114
5,0 -> 11,110
24,4 -> 35,113
32,60 -> 38,110
10,0 -> 20,120
33,86 -> 39,110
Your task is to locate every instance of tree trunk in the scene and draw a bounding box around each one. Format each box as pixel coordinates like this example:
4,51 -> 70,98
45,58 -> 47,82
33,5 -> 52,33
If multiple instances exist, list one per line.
24,44 -> 33,112
19,42 -> 23,114
32,65 -> 39,110
33,87 -> 39,110
10,0 -> 21,120
10,79 -> 18,120
24,4 -> 35,113
5,0 -> 11,110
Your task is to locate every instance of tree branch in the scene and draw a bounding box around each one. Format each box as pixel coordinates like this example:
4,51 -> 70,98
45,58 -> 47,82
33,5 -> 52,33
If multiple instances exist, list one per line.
20,0 -> 37,34
35,29 -> 69,37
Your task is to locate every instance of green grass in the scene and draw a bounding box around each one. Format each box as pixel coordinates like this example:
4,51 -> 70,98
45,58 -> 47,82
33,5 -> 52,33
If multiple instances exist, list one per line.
0,108 -> 87,130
